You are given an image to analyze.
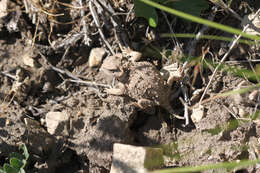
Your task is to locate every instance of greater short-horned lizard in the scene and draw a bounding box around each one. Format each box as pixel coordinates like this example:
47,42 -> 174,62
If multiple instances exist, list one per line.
100,52 -> 181,119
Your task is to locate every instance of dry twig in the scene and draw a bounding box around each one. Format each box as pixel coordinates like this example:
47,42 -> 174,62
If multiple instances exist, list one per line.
78,0 -> 92,46
39,52 -> 110,93
199,9 -> 260,104
89,0 -> 115,54
96,0 -> 130,49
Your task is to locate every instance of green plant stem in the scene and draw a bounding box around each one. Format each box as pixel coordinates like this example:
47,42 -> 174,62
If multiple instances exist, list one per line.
138,0 -> 260,41
150,159 -> 260,173
161,33 -> 255,44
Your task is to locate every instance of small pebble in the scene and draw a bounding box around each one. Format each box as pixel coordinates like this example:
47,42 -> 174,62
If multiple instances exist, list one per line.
191,105 -> 205,123
88,47 -> 107,67
0,0 -> 8,18
22,50 -> 36,67
249,90 -> 259,101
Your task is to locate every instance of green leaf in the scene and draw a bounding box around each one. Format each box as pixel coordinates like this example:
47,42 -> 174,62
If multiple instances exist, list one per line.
3,164 -> 19,173
9,153 -> 23,161
134,0 -> 158,27
0,167 -> 5,173
166,0 -> 209,17
134,0 -> 208,27
10,158 -> 23,169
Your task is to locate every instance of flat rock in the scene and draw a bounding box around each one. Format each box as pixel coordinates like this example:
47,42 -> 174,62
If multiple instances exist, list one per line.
110,143 -> 164,173
191,105 -> 205,124
45,111 -> 69,136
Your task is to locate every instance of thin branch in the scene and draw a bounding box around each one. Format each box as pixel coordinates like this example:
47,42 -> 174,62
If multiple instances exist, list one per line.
78,0 -> 92,46
199,9 -> 260,104
180,81 -> 190,125
208,0 -> 243,21
199,28 -> 248,104
96,0 -> 130,48
39,52 -> 110,90
89,0 -> 115,54
161,11 -> 179,48
1,71 -> 16,80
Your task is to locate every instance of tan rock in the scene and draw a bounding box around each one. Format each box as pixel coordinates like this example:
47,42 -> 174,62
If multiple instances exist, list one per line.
22,49 -> 36,67
241,12 -> 260,35
191,105 -> 205,123
88,47 -> 107,67
0,0 -> 8,18
110,143 -> 164,173
45,111 -> 69,136
249,89 -> 259,101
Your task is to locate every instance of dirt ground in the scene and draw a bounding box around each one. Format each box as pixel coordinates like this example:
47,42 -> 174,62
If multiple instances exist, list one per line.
0,0 -> 260,173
